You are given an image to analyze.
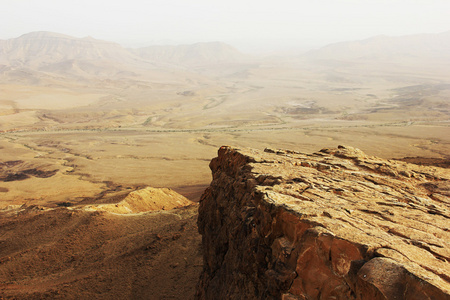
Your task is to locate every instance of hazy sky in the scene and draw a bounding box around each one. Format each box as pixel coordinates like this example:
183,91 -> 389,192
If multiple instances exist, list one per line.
2,0 -> 450,53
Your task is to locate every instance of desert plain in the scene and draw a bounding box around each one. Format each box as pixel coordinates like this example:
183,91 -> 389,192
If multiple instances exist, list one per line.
0,32 -> 449,298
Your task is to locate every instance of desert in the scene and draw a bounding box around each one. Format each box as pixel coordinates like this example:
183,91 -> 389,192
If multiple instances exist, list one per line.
0,30 -> 449,299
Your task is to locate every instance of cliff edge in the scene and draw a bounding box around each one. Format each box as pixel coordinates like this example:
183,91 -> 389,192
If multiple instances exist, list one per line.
196,146 -> 450,299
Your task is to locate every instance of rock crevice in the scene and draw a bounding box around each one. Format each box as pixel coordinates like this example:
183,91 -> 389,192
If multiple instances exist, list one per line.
196,146 -> 450,299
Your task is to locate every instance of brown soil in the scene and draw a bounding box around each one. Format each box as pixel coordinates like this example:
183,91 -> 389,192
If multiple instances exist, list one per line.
0,205 -> 202,300
0,168 -> 58,182
398,157 -> 450,168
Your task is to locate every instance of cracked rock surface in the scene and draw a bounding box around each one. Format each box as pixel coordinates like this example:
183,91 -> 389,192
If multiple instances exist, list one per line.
196,145 -> 450,299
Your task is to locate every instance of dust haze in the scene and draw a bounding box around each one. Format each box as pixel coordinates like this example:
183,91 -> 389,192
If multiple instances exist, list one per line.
1,31 -> 449,205
0,30 -> 449,298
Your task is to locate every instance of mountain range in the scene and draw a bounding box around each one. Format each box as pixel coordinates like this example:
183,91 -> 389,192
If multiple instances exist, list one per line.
0,31 -> 247,81
305,31 -> 450,62
0,32 -> 244,69
1,30 -> 449,80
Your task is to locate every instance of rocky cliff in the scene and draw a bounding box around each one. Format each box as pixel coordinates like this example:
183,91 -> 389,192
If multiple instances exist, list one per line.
196,146 -> 450,299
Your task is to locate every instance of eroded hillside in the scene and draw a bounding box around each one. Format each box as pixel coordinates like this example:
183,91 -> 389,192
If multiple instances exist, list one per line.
0,189 -> 202,299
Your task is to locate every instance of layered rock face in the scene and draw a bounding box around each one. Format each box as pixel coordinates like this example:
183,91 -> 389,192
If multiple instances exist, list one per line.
196,146 -> 450,299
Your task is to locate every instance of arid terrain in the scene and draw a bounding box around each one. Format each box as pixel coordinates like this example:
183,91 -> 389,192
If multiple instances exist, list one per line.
0,31 -> 449,299
197,146 -> 450,299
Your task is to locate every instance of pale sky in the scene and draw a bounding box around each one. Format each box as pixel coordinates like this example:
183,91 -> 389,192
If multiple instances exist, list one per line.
2,0 -> 450,53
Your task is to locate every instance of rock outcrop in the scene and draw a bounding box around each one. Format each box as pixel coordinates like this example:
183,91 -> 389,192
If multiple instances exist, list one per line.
85,187 -> 193,214
196,146 -> 450,299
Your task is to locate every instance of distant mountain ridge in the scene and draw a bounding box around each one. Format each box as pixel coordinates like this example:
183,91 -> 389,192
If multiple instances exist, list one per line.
0,31 -> 139,68
1,31 -> 450,80
135,41 -> 245,66
305,31 -> 450,62
0,31 -> 246,72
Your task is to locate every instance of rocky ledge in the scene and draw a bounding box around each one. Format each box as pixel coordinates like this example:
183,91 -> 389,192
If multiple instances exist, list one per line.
196,146 -> 450,299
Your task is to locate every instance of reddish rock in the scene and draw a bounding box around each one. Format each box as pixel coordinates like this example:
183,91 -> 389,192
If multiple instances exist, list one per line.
196,146 -> 450,299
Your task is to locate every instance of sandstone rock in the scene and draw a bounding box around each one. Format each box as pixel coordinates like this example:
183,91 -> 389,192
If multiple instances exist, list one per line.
85,187 -> 193,214
196,146 -> 450,299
